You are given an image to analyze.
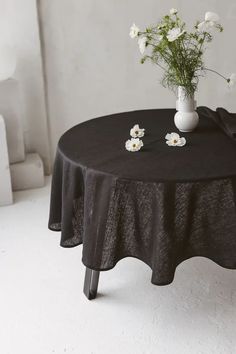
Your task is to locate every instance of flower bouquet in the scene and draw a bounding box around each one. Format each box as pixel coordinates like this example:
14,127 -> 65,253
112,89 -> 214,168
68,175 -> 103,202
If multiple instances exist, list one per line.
130,9 -> 235,132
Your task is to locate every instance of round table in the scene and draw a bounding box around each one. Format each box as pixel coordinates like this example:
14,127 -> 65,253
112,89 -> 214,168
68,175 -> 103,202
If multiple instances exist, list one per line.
49,109 -> 236,299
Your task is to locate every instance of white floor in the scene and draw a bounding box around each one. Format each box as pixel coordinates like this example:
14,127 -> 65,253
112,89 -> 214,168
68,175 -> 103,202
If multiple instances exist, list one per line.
0,177 -> 236,354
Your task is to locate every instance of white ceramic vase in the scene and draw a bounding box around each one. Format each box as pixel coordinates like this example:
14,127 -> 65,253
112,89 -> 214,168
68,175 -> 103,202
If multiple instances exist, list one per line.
174,86 -> 199,132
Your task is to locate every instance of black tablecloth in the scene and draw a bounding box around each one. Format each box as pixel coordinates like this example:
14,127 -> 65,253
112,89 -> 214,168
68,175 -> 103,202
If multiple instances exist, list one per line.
49,109 -> 236,285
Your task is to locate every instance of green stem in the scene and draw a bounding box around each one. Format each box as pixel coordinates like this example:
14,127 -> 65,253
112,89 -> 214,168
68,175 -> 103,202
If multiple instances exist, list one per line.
202,67 -> 228,81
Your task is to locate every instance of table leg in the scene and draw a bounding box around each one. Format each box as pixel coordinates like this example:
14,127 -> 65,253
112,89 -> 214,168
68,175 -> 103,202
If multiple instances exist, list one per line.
83,267 -> 100,300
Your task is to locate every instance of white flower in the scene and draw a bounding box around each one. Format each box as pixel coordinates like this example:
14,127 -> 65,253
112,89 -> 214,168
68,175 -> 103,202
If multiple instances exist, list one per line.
198,12 -> 220,32
205,12 -> 220,23
138,37 -> 147,54
130,24 -> 140,39
227,73 -> 236,87
130,124 -> 145,138
170,8 -> 178,15
125,138 -> 144,152
165,133 -> 186,147
167,28 -> 185,42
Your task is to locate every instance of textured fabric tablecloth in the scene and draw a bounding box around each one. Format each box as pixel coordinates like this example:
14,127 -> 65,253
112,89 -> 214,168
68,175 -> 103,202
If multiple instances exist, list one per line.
49,109 -> 236,285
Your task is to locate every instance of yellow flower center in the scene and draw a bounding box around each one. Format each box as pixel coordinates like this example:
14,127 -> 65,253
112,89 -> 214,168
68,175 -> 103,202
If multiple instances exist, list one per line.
133,144 -> 136,148
173,139 -> 178,143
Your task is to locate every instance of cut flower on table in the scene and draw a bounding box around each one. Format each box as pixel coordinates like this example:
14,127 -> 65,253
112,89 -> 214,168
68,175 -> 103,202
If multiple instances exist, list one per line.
130,124 -> 145,138
165,133 -> 186,147
125,138 -> 144,152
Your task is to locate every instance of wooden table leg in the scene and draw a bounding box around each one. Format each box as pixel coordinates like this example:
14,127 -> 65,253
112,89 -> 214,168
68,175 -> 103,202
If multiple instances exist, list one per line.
83,267 -> 100,300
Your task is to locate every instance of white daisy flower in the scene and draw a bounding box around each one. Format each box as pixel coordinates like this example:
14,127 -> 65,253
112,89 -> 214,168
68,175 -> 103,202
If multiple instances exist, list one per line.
130,124 -> 145,138
138,37 -> 147,54
198,12 -> 220,32
167,28 -> 185,42
227,73 -> 236,87
125,138 -> 144,152
129,24 -> 140,39
170,8 -> 178,15
165,133 -> 186,147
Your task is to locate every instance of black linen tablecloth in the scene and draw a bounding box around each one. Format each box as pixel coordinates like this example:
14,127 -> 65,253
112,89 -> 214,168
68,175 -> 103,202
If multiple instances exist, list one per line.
49,109 -> 236,285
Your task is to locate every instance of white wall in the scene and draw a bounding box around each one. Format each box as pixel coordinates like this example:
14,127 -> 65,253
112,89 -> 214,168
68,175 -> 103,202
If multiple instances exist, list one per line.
0,0 -> 51,173
38,0 -> 236,156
